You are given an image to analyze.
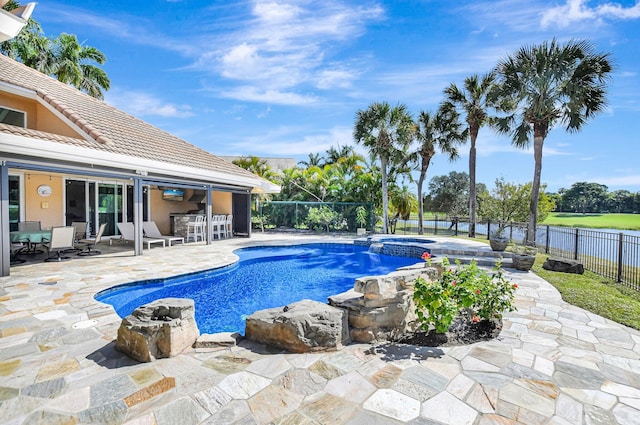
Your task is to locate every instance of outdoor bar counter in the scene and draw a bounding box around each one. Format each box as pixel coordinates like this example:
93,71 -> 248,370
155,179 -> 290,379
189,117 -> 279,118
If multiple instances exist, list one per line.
169,213 -> 203,238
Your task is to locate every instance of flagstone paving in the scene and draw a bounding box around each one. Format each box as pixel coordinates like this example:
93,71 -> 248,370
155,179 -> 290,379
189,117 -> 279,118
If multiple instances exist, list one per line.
1,233 -> 640,424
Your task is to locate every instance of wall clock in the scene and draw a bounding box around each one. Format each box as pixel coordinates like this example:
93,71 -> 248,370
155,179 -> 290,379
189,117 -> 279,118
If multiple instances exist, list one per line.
37,184 -> 52,197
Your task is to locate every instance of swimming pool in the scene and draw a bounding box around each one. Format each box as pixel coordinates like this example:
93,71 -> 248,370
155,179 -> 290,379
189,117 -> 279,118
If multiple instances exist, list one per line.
95,243 -> 423,334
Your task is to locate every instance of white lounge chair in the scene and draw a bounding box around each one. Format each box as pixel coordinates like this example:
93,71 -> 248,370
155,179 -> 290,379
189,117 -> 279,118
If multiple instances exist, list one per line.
116,222 -> 165,249
143,221 -> 184,246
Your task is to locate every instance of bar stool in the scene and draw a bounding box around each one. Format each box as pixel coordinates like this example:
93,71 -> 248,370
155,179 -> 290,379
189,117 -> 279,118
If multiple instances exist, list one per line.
186,215 -> 205,242
225,214 -> 233,238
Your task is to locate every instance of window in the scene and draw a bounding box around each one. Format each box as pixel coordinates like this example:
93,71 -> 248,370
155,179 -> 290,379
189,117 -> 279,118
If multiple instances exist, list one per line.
0,106 -> 26,127
9,175 -> 21,231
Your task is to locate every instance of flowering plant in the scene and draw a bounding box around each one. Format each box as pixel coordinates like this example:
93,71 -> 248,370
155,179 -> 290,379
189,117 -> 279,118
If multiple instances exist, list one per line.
413,257 -> 517,334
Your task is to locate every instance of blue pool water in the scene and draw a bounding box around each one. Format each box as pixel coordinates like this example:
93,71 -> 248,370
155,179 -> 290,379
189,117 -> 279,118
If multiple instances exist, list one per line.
95,243 -> 423,334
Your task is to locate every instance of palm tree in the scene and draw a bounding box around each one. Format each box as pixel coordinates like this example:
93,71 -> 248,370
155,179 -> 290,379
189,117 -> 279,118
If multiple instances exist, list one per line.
298,152 -> 323,168
354,102 -> 414,234
494,39 -> 612,245
325,145 -> 356,165
443,72 -> 497,237
52,33 -> 110,99
408,103 -> 466,234
232,156 -> 277,182
1,3 -> 110,99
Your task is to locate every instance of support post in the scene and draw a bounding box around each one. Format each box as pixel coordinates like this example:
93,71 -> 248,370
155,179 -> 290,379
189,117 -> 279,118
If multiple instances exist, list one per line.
133,178 -> 143,256
545,225 -> 550,254
574,228 -> 579,260
206,187 -> 212,245
0,164 -> 10,277
617,232 -> 624,283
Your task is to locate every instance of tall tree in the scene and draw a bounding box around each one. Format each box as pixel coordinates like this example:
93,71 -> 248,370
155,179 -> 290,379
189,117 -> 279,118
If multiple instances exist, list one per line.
425,171 -> 469,215
494,39 -> 612,244
51,33 -> 110,99
1,2 -> 110,99
408,103 -> 466,234
354,102 -> 414,234
298,152 -> 323,168
444,72 -> 497,238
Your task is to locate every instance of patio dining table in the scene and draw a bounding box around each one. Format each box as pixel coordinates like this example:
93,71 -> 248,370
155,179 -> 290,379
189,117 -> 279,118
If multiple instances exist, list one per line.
10,229 -> 52,255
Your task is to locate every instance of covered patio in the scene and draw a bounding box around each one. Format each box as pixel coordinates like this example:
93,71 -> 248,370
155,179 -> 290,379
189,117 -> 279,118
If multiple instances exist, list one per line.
1,54 -> 279,277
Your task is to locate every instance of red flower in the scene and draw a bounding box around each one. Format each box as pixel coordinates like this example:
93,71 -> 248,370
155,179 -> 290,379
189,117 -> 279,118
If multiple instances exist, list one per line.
475,289 -> 481,294
421,252 -> 431,260
472,315 -> 480,323
452,281 -> 457,287
513,283 -> 519,289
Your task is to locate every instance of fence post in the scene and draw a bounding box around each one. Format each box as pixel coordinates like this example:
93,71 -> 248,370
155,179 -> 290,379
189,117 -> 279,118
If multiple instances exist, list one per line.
295,202 -> 298,228
487,220 -> 491,240
574,228 -> 579,260
435,215 -> 438,235
617,232 -> 623,283
455,218 -> 458,236
509,222 -> 513,241
545,225 -> 550,254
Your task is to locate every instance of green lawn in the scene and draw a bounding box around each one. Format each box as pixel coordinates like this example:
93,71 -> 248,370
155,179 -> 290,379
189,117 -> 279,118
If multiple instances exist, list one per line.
542,212 -> 640,230
455,236 -> 640,330
531,254 -> 640,330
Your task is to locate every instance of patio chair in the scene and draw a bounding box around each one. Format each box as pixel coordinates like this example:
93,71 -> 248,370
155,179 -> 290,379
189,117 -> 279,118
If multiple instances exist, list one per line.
67,221 -> 88,252
42,226 -> 76,262
143,221 -> 184,246
10,241 -> 26,265
18,221 -> 41,231
116,222 -> 165,249
77,223 -> 107,256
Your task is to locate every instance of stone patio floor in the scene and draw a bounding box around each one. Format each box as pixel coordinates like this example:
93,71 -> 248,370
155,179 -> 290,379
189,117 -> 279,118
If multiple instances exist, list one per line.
1,233 -> 640,425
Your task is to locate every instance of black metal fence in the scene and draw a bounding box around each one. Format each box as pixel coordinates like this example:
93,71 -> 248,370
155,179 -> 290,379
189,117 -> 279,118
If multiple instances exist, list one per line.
391,216 -> 640,291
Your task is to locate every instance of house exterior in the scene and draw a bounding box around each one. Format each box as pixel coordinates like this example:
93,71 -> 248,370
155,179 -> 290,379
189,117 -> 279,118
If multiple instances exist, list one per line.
0,54 -> 279,276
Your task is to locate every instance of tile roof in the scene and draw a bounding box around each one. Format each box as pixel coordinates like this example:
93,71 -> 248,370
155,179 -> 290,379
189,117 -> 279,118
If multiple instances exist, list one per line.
0,55 -> 262,184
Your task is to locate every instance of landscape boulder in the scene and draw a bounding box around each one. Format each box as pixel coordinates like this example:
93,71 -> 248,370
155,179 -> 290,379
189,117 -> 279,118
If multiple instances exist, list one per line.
245,299 -> 349,353
115,298 -> 200,362
329,267 -> 438,343
542,257 -> 584,274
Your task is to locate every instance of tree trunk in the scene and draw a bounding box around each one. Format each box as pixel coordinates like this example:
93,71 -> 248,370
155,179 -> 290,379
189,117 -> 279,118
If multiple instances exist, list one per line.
417,164 -> 428,235
381,155 -> 389,234
528,131 -> 545,246
468,126 -> 478,238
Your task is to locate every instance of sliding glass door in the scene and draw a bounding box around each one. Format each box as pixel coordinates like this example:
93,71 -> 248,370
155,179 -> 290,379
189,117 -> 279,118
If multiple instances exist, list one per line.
65,180 -> 123,236
65,179 -> 147,237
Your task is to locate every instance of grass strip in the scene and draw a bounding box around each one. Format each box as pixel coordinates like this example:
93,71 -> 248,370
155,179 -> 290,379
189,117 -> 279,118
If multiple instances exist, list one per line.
531,254 -> 640,331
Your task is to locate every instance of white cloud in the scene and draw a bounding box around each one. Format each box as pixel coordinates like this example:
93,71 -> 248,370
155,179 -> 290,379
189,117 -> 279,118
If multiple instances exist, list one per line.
228,125 -> 353,156
105,89 -> 193,118
220,86 -> 318,105
194,0 -> 384,104
541,0 -> 640,29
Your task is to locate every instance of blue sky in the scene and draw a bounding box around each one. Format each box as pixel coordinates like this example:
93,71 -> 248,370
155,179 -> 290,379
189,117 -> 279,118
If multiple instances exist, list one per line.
33,0 -> 640,193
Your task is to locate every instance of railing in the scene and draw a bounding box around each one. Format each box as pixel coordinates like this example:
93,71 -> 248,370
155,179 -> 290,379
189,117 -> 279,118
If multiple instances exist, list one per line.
392,216 -> 640,291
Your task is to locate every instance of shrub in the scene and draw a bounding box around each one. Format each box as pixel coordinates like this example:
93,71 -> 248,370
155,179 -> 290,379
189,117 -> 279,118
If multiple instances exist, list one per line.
413,256 -> 517,334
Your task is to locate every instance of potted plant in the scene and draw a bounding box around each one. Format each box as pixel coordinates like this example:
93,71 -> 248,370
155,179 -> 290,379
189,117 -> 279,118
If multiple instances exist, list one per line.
355,206 -> 368,236
510,245 -> 537,271
489,227 -> 509,252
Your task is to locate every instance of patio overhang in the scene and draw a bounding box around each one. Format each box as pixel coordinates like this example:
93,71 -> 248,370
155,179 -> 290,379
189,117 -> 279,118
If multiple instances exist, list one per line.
0,131 -> 280,193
